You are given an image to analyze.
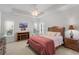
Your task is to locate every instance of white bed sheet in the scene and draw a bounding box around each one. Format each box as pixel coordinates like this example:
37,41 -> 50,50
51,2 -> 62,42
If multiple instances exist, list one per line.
40,35 -> 63,48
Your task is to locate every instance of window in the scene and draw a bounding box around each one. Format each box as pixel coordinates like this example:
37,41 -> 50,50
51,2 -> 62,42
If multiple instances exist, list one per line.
39,22 -> 44,34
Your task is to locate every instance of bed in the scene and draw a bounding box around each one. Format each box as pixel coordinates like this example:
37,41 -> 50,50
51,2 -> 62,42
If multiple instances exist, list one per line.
45,26 -> 65,48
27,26 -> 65,55
28,36 -> 55,55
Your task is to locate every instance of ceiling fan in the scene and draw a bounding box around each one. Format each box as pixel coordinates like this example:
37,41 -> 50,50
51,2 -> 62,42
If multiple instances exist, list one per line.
11,5 -> 44,17
31,5 -> 44,17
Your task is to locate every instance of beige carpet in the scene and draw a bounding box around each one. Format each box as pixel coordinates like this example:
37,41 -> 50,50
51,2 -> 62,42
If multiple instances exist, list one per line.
5,40 -> 79,55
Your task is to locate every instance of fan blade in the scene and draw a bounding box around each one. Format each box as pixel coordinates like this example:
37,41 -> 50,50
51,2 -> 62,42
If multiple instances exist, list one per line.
12,8 -> 31,16
37,12 -> 44,17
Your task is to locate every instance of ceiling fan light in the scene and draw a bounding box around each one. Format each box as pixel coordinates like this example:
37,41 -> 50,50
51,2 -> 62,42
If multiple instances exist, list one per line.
32,10 -> 39,16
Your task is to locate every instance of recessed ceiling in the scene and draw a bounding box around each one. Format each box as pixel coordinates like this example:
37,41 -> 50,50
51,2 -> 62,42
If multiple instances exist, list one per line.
0,4 -> 79,17
0,4 -> 67,13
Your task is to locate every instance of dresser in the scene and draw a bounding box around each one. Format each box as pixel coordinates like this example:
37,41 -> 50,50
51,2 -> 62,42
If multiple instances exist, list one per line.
17,32 -> 29,41
64,38 -> 79,52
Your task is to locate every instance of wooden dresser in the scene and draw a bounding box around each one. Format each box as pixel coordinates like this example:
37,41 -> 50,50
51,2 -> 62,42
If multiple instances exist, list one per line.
17,32 -> 29,41
64,38 -> 79,52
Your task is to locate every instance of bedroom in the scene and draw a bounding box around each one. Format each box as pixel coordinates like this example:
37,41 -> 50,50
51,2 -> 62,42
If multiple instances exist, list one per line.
0,4 -> 79,55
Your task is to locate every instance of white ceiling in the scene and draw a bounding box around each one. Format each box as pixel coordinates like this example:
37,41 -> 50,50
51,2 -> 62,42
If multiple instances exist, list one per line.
0,4 -> 53,13
0,4 -> 79,17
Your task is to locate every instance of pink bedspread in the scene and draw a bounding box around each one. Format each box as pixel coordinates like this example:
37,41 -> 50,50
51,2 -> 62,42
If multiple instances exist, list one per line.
27,36 -> 55,55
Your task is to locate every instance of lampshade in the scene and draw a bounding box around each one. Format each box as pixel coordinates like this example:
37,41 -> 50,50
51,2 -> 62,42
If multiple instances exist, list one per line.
68,25 -> 76,30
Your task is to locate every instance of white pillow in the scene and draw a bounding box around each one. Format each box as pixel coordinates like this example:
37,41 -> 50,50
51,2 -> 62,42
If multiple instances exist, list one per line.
47,32 -> 61,36
56,32 -> 61,36
47,32 -> 56,36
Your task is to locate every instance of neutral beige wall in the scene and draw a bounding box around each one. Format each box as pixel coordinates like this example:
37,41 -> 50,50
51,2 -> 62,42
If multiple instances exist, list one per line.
39,11 -> 67,34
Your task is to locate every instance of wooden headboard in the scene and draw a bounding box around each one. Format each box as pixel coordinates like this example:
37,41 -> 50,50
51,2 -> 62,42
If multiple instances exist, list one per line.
48,26 -> 65,37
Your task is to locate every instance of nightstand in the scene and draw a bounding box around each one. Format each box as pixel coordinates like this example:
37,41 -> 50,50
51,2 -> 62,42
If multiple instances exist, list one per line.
64,38 -> 79,52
